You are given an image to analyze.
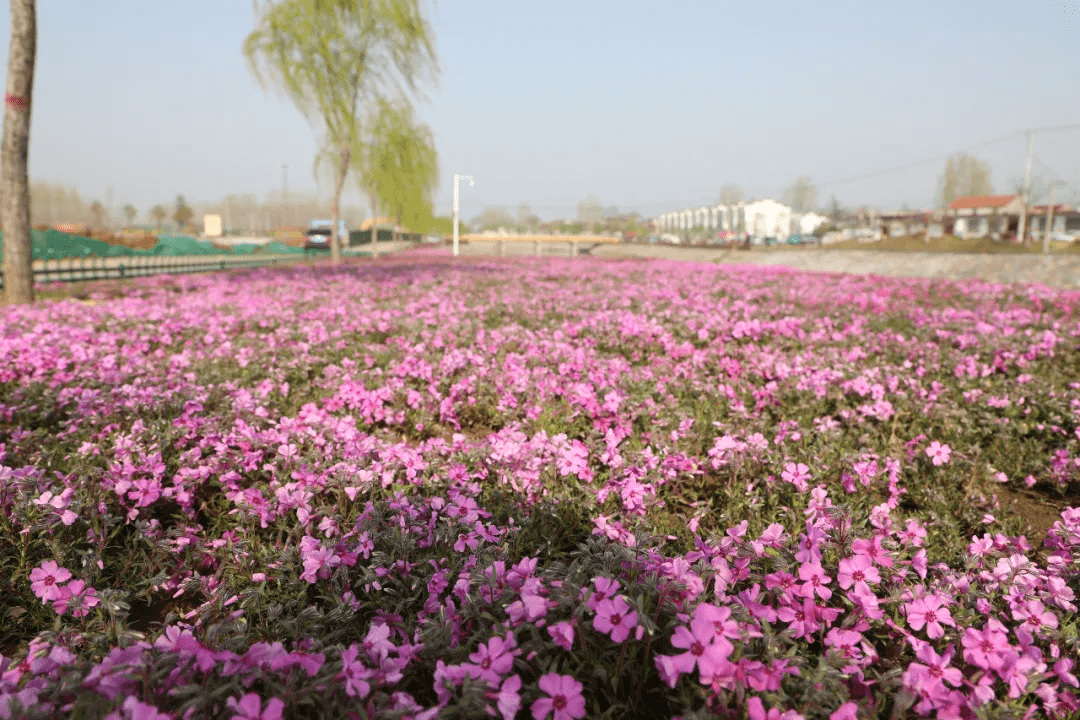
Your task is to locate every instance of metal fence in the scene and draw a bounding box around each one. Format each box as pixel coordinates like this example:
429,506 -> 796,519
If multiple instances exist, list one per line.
0,253 -> 310,289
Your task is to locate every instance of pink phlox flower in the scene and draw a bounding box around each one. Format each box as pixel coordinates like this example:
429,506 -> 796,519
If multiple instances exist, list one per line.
506,592 -> 551,624
128,478 -> 163,507
961,621 -> 1011,671
1054,658 -> 1079,688
737,584 -> 778,623
1012,600 -> 1058,635
531,673 -> 586,720
226,693 -> 285,720
825,628 -> 875,665
29,560 -> 72,602
837,554 -> 880,595
548,621 -> 575,651
487,674 -> 522,720
592,596 -> 639,643
781,462 -> 811,492
664,602 -> 736,684
794,522 -> 827,564
764,571 -> 798,601
776,596 -> 825,641
52,579 -> 99,617
898,518 -> 928,547
829,702 -> 860,720
797,561 -> 832,601
904,593 -> 956,639
115,696 -> 173,720
466,633 -> 519,682
998,651 -> 1043,699
850,535 -> 894,568
340,645 -> 374,699
925,441 -> 951,466
583,577 -> 621,610
747,696 -> 805,720
361,623 -> 396,662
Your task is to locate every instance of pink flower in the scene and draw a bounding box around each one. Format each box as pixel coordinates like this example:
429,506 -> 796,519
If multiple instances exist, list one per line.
836,555 -> 880,594
226,693 -> 285,720
339,645 -> 373,699
781,462 -> 811,491
488,674 -> 521,720
531,673 -> 586,720
664,602 -> 736,684
52,579 -> 99,617
584,576 -> 620,611
29,560 -> 72,602
797,561 -> 832,601
961,621 -> 1010,671
925,441 -> 951,466
904,594 -> 955,639
547,621 -> 575,651
465,633 -> 519,683
592,596 -> 638,643
829,702 -> 860,720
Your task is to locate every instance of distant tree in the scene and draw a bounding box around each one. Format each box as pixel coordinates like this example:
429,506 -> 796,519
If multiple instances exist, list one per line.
173,194 -> 193,230
718,184 -> 744,206
348,97 -> 438,247
89,200 -> 105,228
937,153 -> 993,209
782,176 -> 818,213
827,195 -> 841,220
516,203 -> 539,232
244,0 -> 437,263
1,0 -> 36,304
474,206 -> 514,230
576,196 -> 602,233
150,205 -> 166,228
123,203 -> 137,225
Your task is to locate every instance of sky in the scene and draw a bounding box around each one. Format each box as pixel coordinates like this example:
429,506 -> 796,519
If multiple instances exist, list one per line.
2,0 -> 1079,223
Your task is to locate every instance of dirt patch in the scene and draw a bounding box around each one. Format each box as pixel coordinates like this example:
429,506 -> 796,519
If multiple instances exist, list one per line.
996,486 -> 1078,547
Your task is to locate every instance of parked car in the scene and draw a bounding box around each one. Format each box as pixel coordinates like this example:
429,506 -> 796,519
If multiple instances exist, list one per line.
303,227 -> 332,250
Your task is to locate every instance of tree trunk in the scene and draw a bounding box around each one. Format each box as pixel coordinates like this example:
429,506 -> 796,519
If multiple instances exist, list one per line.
1,0 -> 36,304
330,144 -> 350,264
369,191 -> 379,259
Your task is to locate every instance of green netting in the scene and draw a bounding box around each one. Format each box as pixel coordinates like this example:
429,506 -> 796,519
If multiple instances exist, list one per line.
0,231 -> 313,260
148,235 -> 223,256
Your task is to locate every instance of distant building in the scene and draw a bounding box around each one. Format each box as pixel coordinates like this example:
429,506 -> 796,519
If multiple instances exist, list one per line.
947,195 -> 1023,239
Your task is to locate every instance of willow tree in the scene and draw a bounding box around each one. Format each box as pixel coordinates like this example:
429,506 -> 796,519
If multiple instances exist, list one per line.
356,97 -> 438,248
1,0 -> 36,304
244,0 -> 437,263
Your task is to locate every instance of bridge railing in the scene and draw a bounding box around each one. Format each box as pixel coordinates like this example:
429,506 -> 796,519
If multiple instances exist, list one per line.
459,234 -> 621,257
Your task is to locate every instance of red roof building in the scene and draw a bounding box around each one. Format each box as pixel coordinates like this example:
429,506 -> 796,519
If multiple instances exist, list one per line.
947,195 -> 1021,211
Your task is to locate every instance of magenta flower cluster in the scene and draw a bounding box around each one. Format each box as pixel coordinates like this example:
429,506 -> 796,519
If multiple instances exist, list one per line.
0,255 -> 1078,718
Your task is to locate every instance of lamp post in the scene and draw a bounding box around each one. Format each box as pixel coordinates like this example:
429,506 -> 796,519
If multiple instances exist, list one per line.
453,174 -> 474,257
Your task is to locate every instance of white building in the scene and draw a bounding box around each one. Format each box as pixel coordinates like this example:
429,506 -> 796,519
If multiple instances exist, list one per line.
657,198 -> 797,241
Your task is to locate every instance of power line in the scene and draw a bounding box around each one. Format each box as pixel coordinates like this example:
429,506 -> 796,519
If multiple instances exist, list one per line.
1032,154 -> 1080,200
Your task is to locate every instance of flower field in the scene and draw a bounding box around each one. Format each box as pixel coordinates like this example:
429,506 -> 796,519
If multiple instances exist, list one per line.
1,252 -> 1079,719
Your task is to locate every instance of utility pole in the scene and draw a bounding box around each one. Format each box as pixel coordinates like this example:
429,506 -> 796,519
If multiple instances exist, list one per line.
282,163 -> 289,228
452,174 -> 473,257
1043,184 -> 1055,254
1017,131 -> 1033,246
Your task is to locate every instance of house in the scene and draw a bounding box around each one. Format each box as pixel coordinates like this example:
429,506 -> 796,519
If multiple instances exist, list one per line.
1026,204 -> 1080,241
947,195 -> 1024,239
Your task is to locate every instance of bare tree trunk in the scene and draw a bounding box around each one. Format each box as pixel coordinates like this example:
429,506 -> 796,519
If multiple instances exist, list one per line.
369,191 -> 379,259
330,144 -> 350,264
1,0 -> 36,304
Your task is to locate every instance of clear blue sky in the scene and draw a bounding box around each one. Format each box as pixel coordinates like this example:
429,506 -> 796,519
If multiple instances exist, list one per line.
2,0 -> 1078,221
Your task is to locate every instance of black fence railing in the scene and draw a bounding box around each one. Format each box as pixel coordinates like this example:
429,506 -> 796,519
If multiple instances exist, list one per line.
0,254 -> 310,289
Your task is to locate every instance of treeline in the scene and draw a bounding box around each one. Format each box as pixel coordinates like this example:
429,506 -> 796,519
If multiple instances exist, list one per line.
25,182 -> 375,234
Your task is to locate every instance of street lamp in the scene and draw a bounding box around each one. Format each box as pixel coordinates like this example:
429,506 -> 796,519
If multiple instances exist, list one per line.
453,174 -> 473,257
